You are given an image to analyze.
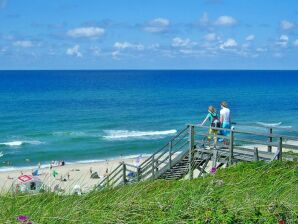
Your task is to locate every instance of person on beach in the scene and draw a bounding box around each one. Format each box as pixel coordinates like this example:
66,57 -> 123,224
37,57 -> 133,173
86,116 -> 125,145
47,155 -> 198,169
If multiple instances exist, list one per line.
104,168 -> 109,177
220,101 -> 231,137
200,106 -> 220,147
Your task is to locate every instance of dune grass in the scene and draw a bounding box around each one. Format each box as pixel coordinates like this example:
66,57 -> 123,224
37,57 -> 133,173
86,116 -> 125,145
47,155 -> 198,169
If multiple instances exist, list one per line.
0,161 -> 297,224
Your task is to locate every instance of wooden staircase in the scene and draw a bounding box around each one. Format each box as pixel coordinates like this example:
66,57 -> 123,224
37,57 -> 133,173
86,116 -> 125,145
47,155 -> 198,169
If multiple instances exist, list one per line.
158,155 -> 207,180
97,123 -> 298,190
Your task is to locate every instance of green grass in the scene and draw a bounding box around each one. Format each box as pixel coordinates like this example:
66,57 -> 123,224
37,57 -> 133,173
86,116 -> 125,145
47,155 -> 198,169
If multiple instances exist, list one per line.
0,161 -> 297,224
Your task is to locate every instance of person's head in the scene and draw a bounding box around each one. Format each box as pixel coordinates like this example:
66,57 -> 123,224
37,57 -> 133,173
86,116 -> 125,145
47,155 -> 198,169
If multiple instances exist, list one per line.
221,101 -> 228,108
208,106 -> 216,113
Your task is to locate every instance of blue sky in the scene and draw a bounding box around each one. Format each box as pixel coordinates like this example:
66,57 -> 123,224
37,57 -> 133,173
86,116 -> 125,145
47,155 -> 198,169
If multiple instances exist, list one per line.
0,0 -> 298,69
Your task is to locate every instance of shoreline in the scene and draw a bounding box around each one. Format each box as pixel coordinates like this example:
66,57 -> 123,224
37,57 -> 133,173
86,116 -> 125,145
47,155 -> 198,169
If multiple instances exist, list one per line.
0,153 -> 152,173
0,154 -> 148,194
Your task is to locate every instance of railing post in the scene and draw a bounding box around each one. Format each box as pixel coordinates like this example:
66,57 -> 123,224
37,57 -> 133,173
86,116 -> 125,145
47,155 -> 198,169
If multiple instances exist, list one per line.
188,125 -> 195,180
229,129 -> 234,165
278,137 -> 283,161
122,163 -> 126,184
151,156 -> 155,179
268,128 -> 273,152
169,141 -> 172,168
107,175 -> 110,187
254,147 -> 259,161
137,167 -> 141,182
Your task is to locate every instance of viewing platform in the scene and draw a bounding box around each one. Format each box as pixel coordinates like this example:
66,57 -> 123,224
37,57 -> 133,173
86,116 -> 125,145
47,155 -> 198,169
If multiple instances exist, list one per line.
98,123 -> 298,189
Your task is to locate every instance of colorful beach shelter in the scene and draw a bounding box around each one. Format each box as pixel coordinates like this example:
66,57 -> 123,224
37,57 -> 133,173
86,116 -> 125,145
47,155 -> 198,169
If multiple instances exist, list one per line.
12,175 -> 44,193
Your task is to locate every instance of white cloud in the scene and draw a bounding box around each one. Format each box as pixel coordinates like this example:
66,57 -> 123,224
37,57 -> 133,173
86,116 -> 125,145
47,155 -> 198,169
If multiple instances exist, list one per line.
13,40 -> 33,48
246,35 -> 255,41
148,43 -> 160,50
276,35 -> 289,47
215,16 -> 237,26
114,42 -> 144,50
293,39 -> 298,47
67,27 -> 105,38
204,33 -> 218,41
172,37 -> 197,48
220,38 -> 237,49
66,45 -> 82,57
281,20 -> 294,30
280,35 -> 288,42
144,18 -> 170,33
256,48 -> 267,52
111,50 -> 120,59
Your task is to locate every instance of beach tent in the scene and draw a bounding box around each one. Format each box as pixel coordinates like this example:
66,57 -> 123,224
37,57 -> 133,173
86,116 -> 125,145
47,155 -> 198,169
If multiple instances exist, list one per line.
90,172 -> 100,179
12,175 -> 44,193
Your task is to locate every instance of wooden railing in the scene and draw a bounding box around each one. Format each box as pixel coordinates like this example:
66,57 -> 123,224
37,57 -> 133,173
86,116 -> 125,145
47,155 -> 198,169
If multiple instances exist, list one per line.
191,123 -> 298,164
97,126 -> 190,189
97,123 -> 298,190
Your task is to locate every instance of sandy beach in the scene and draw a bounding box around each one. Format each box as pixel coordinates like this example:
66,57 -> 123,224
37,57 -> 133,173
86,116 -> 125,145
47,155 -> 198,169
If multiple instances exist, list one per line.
0,156 -> 147,195
1,139 -> 297,195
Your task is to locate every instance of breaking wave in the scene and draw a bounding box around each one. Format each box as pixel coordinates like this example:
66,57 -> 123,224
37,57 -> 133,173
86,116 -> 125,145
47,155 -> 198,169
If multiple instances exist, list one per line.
0,140 -> 44,147
256,122 -> 292,129
102,129 -> 177,140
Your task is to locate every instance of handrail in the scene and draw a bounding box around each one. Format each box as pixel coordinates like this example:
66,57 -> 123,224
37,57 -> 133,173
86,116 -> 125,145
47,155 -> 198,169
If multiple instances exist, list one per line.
189,124 -> 298,140
98,162 -> 123,187
234,138 -> 279,147
139,126 -> 189,168
232,122 -> 298,133
106,167 -> 123,183
98,122 -> 297,190
171,132 -> 188,148
124,163 -> 139,169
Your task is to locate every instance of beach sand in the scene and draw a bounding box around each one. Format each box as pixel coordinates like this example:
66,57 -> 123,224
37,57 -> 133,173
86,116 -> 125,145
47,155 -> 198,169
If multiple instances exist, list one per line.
0,156 -> 147,195
1,140 -> 297,195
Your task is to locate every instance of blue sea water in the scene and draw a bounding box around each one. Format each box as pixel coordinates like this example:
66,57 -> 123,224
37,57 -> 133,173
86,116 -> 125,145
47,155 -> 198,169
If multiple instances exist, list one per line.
0,70 -> 297,170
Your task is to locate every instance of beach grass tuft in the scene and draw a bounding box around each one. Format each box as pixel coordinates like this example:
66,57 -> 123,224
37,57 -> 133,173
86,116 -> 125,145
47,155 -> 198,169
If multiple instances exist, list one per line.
0,161 -> 297,223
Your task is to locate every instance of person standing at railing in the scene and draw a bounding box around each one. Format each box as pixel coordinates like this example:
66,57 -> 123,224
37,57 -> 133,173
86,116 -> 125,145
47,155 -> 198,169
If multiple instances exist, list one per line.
200,106 -> 220,147
218,101 -> 231,144
220,101 -> 231,138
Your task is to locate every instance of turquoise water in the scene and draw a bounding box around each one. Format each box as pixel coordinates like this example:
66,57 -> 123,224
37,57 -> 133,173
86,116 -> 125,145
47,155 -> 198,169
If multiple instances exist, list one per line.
0,70 -> 297,170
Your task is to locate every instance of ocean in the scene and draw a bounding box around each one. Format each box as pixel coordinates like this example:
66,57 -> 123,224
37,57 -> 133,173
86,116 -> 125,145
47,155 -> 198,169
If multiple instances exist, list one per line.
0,70 -> 298,171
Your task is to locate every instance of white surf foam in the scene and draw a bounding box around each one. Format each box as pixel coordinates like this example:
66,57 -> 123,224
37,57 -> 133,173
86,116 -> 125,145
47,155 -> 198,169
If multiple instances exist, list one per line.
53,131 -> 98,138
256,122 -> 282,127
256,122 -> 292,129
276,125 -> 292,129
102,129 -> 177,140
0,140 -> 44,147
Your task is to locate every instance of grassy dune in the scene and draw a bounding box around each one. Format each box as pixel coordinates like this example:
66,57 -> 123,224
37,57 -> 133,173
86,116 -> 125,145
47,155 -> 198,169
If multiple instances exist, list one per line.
0,161 -> 297,224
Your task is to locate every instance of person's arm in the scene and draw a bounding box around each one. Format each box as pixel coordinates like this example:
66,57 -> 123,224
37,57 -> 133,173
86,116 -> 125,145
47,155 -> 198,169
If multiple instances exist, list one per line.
201,115 -> 209,126
220,111 -> 223,124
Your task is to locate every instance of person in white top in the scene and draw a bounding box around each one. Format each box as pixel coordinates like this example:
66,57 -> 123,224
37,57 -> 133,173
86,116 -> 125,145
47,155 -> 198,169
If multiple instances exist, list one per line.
220,101 -> 231,137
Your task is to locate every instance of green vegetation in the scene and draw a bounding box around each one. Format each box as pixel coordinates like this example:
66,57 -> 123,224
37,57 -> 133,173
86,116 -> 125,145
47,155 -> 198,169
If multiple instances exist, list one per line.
0,161 -> 297,224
